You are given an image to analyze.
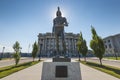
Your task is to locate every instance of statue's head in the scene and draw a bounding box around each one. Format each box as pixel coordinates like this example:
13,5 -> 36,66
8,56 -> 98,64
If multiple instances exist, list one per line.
56,7 -> 62,17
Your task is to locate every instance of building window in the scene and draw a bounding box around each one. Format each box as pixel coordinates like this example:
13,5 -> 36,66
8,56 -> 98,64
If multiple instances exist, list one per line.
108,40 -> 110,43
109,44 -> 112,48
105,45 -> 107,48
104,41 -> 106,43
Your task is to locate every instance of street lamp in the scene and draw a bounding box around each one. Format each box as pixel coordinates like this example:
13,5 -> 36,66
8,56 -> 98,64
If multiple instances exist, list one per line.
1,47 -> 5,60
20,47 -> 22,57
39,42 -> 43,61
114,48 -> 118,60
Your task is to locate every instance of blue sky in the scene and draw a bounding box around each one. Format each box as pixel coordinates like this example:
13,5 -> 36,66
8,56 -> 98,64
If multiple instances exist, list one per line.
0,0 -> 120,52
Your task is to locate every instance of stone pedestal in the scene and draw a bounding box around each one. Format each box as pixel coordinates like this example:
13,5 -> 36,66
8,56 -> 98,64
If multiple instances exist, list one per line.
41,62 -> 82,80
53,58 -> 71,62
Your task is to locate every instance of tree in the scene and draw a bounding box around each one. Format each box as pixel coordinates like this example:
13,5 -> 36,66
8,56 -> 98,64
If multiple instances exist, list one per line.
77,41 -> 81,61
77,32 -> 88,62
90,26 -> 105,65
32,41 -> 38,61
13,41 -> 21,66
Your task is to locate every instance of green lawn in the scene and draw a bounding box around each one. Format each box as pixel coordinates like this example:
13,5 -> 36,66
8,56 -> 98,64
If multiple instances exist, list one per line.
80,61 -> 120,79
104,57 -> 120,60
0,61 -> 40,78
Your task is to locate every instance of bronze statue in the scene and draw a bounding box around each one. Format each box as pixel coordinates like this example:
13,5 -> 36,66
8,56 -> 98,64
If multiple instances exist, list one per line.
52,7 -> 68,57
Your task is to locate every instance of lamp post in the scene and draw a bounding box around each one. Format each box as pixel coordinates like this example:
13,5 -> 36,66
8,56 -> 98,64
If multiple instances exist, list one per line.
28,44 -> 30,54
114,49 -> 118,60
39,43 -> 42,61
1,47 -> 5,60
20,47 -> 22,57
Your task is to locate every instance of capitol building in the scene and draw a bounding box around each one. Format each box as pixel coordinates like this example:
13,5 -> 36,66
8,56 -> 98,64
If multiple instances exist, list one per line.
38,32 -> 79,57
103,33 -> 120,56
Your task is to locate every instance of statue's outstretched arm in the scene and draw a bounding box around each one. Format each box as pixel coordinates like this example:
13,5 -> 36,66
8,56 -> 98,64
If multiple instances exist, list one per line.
52,26 -> 55,33
52,19 -> 55,33
64,17 -> 68,26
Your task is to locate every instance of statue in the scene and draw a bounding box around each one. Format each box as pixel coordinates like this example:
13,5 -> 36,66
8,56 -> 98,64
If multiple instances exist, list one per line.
52,7 -> 68,57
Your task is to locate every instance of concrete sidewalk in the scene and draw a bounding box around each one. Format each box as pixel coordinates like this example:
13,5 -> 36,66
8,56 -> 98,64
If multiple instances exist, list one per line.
0,59 -> 120,80
86,57 -> 120,68
89,57 -> 120,62
0,62 -> 43,80
80,63 -> 120,80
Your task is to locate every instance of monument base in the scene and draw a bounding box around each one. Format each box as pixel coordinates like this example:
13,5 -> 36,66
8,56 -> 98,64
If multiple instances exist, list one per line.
41,62 -> 81,80
53,58 -> 71,62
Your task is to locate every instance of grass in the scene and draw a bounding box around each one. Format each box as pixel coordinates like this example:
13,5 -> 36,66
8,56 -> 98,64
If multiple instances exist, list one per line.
104,57 -> 120,60
80,61 -> 120,79
0,61 -> 40,79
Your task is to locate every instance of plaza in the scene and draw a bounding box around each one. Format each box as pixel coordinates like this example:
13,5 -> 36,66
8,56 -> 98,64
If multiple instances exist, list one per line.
0,0 -> 120,80
0,58 -> 120,80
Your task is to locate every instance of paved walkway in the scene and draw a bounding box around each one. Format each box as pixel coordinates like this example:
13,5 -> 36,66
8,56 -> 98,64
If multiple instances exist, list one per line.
0,59 -> 120,80
80,63 -> 119,80
78,57 -> 120,68
0,57 -> 34,68
86,57 -> 120,68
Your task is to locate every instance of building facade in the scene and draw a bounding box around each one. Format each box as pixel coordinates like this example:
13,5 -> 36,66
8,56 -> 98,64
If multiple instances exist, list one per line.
103,34 -> 120,56
38,32 -> 79,57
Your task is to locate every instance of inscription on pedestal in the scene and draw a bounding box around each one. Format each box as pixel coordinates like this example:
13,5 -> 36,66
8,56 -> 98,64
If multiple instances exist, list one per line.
55,66 -> 67,78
